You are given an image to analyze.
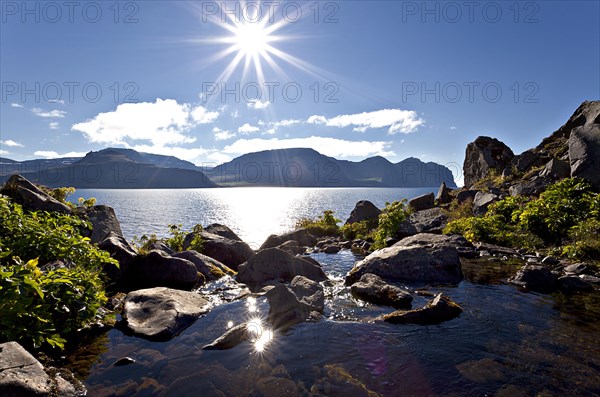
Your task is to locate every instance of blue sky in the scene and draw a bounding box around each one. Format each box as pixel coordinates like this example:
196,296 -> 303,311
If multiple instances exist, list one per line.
1,0 -> 598,184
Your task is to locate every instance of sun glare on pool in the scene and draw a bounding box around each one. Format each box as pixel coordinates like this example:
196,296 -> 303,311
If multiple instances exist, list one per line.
247,318 -> 274,353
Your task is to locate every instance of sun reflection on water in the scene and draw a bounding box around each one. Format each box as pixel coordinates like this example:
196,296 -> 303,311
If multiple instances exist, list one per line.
247,317 -> 274,353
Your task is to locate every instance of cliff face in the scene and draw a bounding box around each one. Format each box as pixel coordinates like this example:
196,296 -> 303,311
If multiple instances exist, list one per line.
462,100 -> 600,192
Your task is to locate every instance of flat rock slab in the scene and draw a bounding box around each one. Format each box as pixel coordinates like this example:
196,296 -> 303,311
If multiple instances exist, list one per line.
381,293 -> 462,325
122,287 -> 210,341
350,273 -> 412,309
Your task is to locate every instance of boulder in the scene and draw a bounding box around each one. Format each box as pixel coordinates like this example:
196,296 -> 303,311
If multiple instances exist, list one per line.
557,276 -> 594,294
266,279 -> 324,329
237,248 -> 327,291
147,241 -> 175,255
509,178 -> 550,197
276,240 -> 306,255
539,158 -> 570,180
123,250 -> 199,291
98,232 -> 138,282
508,265 -> 558,293
397,207 -> 448,238
463,136 -> 514,188
0,174 -> 72,214
563,263 -> 588,275
85,205 -> 123,244
259,228 -> 318,250
511,149 -> 545,173
173,250 -> 235,281
322,245 -> 341,254
204,223 -> 243,241
188,231 -> 253,271
395,232 -> 473,250
569,124 -> 600,189
381,293 -> 462,325
202,324 -> 250,350
0,341 -> 83,397
408,193 -> 435,212
121,287 -> 210,340
436,182 -> 453,204
345,244 -> 463,285
344,200 -> 381,225
350,273 -> 412,309
456,189 -> 479,204
472,191 -> 499,216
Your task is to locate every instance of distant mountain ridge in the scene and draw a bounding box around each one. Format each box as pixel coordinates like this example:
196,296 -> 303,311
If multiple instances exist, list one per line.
0,147 -> 456,188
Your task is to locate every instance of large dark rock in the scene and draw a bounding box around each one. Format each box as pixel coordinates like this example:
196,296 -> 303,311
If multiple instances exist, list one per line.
85,205 -> 123,244
266,277 -> 324,329
0,174 -> 72,214
0,341 -> 83,396
511,149 -> 546,173
436,182 -> 453,204
396,232 -> 476,258
508,265 -> 558,293
344,200 -> 381,225
397,207 -> 448,238
509,178 -> 551,197
345,244 -> 463,285
202,324 -> 250,350
472,191 -> 499,216
381,293 -> 462,325
259,228 -> 318,250
186,231 -> 253,271
237,248 -> 327,291
463,137 -> 514,188
350,273 -> 412,309
121,287 -> 210,340
539,158 -> 570,180
97,232 -> 138,282
408,193 -> 435,212
173,250 -> 235,281
456,189 -> 479,204
557,276 -> 594,294
123,250 -> 199,291
569,124 -> 600,189
204,223 -> 243,241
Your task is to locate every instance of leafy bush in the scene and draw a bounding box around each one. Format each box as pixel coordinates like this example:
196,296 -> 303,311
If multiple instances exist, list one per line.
446,198 -> 475,222
295,210 -> 341,236
562,218 -> 600,260
133,224 -> 203,253
340,220 -> 373,240
372,200 -> 409,249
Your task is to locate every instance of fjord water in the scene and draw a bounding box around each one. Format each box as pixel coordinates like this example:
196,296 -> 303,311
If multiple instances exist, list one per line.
67,188 -> 600,396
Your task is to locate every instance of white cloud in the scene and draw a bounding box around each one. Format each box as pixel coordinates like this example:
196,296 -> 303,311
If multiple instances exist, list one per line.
308,109 -> 424,134
49,122 -> 59,130
213,127 -> 236,141
206,152 -> 232,164
450,126 -> 456,130
222,136 -> 395,158
273,119 -> 301,128
10,103 -> 23,108
0,139 -> 24,147
48,99 -> 65,105
0,150 -> 10,155
231,110 -> 240,118
32,108 -> 66,118
34,150 -> 87,158
71,99 -> 220,147
238,123 -> 260,134
247,100 -> 270,110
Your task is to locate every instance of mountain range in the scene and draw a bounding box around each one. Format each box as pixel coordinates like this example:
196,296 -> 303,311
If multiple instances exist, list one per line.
0,148 -> 456,188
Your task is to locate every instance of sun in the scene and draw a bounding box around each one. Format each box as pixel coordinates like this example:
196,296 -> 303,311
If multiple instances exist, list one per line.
234,23 -> 270,57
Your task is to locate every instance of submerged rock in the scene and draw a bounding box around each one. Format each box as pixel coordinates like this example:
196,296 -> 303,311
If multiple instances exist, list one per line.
123,250 -> 199,291
508,265 -> 558,293
266,277 -> 324,329
345,200 -> 381,225
237,248 -> 327,291
311,364 -> 381,397
121,287 -> 210,340
350,273 -> 412,309
202,324 -> 250,350
381,293 -> 462,325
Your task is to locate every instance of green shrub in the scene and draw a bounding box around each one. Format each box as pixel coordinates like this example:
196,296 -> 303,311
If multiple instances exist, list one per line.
295,210 -> 341,236
372,200 -> 409,249
133,224 -> 203,253
446,198 -> 475,222
562,218 -> 600,260
340,220 -> 373,240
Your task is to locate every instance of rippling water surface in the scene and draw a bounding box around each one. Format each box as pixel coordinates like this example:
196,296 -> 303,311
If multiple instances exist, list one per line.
65,188 -> 600,396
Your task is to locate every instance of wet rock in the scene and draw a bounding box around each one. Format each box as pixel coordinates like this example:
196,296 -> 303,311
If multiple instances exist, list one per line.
266,278 -> 324,330
345,200 -> 381,225
322,245 -> 341,254
0,174 -> 72,214
98,231 -> 138,282
541,256 -> 560,266
563,263 -> 588,275
397,207 -> 448,238
569,124 -> 600,189
192,231 -> 254,271
173,250 -> 235,281
408,193 -> 435,212
259,228 -> 318,250
204,223 -> 243,241
350,273 -> 412,309
473,191 -> 499,216
202,324 -> 250,350
436,181 -> 453,204
557,276 -> 594,294
123,250 -> 199,291
508,265 -> 558,293
539,158 -> 570,180
85,205 -> 123,244
474,242 -> 518,257
251,377 -> 301,397
463,136 -> 514,188
121,287 -> 210,340
0,341 -> 84,397
276,240 -> 306,255
237,248 -> 327,291
456,189 -> 479,204
345,243 -> 463,285
311,364 -> 381,397
113,357 -> 136,367
381,293 -> 462,325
